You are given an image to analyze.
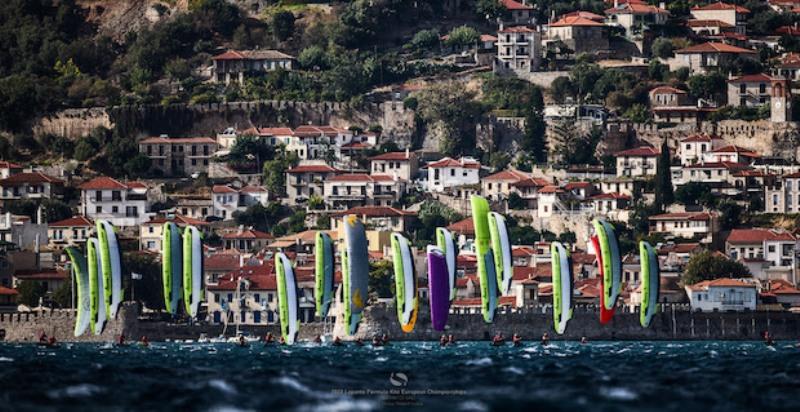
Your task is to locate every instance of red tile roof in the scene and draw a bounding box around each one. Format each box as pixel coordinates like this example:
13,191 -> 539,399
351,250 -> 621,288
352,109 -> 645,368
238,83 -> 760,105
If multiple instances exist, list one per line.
331,206 -> 415,217
538,185 -> 564,194
501,0 -> 534,10
453,296 -> 516,307
564,181 -> 593,190
222,229 -> 273,240
681,133 -> 721,143
776,25 -> 800,36
499,26 -> 537,33
550,16 -> 605,27
240,185 -> 267,193
563,10 -> 605,21
212,185 -> 238,193
328,174 -> 400,183
286,165 -> 340,174
205,253 -> 242,272
676,42 -> 756,54
426,157 -> 480,169
710,145 -> 759,157
650,85 -> 688,95
211,50 -> 294,61
511,177 -> 551,188
650,211 -> 717,221
79,176 -> 142,190
448,218 -> 474,236
49,216 -> 93,228
686,19 -> 735,28
208,265 -> 277,291
144,214 -> 209,227
683,161 -> 749,170
728,73 -> 778,83
257,127 -> 293,136
369,151 -> 412,161
0,172 -> 63,186
0,161 -> 23,169
688,278 -> 754,291
14,268 -> 68,281
484,169 -> 529,181
588,192 -> 630,200
615,146 -> 659,157
606,2 -> 668,14
691,2 -> 750,13
727,228 -> 796,244
0,286 -> 17,296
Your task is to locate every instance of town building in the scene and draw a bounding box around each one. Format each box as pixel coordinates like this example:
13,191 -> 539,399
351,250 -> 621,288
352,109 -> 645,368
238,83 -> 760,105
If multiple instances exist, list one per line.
211,49 -> 295,85
545,14 -> 609,56
79,177 -> 150,227
369,150 -> 419,182
285,164 -> 341,205
690,2 -> 749,34
671,42 -> 757,74
649,211 -> 719,243
0,161 -> 23,179
482,169 -> 531,200
678,134 -> 725,166
495,26 -> 541,76
501,0 -> 535,26
323,174 -> 406,209
47,216 -> 93,250
604,1 -> 669,39
685,278 -> 757,312
0,172 -> 63,202
615,146 -> 658,178
726,228 -> 797,282
425,157 -> 481,192
222,228 -> 272,253
211,185 -> 270,220
139,136 -> 218,177
727,73 -> 783,107
765,172 -> 800,213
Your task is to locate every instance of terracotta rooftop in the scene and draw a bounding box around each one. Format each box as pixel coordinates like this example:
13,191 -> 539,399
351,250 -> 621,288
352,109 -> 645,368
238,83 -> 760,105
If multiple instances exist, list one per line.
286,164 -> 340,174
211,49 -> 294,61
550,16 -> 605,27
426,157 -> 480,169
650,85 -> 688,95
688,278 -> 754,291
676,42 -> 756,54
144,214 -> 209,227
691,2 -> 750,13
139,136 -> 216,144
686,19 -> 734,28
484,169 -> 529,181
79,176 -> 144,190
369,151 -> 412,161
727,228 -> 796,244
0,172 -> 63,186
222,229 -> 273,240
681,133 -> 721,143
448,217 -> 474,236
501,0 -> 534,10
728,73 -> 779,83
649,212 -> 717,221
331,206 -> 415,217
615,146 -> 659,157
48,216 -> 93,227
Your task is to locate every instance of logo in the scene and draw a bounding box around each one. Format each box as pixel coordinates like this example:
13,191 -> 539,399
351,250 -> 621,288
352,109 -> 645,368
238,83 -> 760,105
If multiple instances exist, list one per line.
389,372 -> 408,387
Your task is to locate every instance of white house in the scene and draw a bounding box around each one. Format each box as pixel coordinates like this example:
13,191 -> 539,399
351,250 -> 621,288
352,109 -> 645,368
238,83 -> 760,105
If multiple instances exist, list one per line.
370,150 -> 419,182
212,185 -> 269,220
615,146 -> 658,178
425,157 -> 480,192
678,134 -> 725,166
685,278 -> 757,312
649,211 -> 719,243
726,228 -> 796,282
79,177 -> 151,227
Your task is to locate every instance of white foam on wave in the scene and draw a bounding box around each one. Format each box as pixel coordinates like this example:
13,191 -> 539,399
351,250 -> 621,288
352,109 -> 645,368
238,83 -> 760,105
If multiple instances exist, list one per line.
374,356 -> 388,362
458,400 -> 489,411
0,357 -> 13,362
274,376 -> 336,401
47,384 -> 104,399
208,379 -> 238,395
599,387 -> 638,401
465,357 -> 493,366
503,366 -> 524,375
297,398 -> 377,412
205,405 -> 256,412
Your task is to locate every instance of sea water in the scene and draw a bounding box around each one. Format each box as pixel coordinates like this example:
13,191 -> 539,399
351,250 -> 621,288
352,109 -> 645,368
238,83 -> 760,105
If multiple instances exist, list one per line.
1,341 -> 799,411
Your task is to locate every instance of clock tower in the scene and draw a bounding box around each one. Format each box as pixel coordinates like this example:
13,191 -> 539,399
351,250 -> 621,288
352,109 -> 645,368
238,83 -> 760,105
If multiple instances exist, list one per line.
771,77 -> 791,123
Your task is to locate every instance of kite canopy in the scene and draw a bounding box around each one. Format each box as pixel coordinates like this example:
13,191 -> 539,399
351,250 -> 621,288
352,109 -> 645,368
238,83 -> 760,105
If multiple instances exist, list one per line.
391,233 -> 418,333
639,241 -> 660,328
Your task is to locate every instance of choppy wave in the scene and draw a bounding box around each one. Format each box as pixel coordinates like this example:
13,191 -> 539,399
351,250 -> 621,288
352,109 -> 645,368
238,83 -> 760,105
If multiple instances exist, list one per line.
1,341 -> 799,411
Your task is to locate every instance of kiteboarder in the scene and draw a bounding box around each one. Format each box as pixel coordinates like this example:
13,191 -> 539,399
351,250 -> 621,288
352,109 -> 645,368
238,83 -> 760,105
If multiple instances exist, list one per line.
541,332 -> 550,346
763,331 -> 775,346
580,336 -> 589,345
491,333 -> 505,347
440,335 -> 448,347
381,333 -> 390,346
314,335 -> 322,344
278,336 -> 286,346
264,332 -> 274,344
332,336 -> 343,346
354,337 -> 364,347
38,332 -> 48,344
512,333 -> 523,347
117,334 -> 126,346
139,336 -> 150,347
239,335 -> 249,347
448,334 -> 455,345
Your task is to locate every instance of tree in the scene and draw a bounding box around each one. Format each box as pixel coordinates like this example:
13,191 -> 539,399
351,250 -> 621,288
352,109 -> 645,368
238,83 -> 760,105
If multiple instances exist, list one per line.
682,251 -> 750,285
298,46 -> 329,70
654,139 -> 674,212
52,280 -> 72,309
16,280 -> 46,307
233,202 -> 291,234
123,252 -> 162,310
369,260 -> 393,299
272,11 -> 296,41
718,199 -> 745,230
416,82 -> 485,156
651,38 -> 674,59
550,76 -> 575,103
550,120 -> 591,165
413,200 -> 463,243
476,0 -> 508,20
444,26 -> 479,48
508,192 -> 526,210
675,182 -> 716,207
408,29 -> 440,52
688,72 -> 726,101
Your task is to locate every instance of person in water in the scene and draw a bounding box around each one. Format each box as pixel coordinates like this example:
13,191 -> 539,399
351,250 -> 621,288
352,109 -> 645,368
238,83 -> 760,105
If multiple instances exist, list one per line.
512,333 -> 522,347
381,333 -> 390,345
332,336 -> 342,346
38,331 -> 48,344
314,335 -> 322,344
139,336 -> 149,347
541,332 -> 550,346
264,332 -> 274,344
580,336 -> 589,345
118,334 -> 126,346
491,333 -> 505,347
372,335 -> 383,347
278,336 -> 286,346
47,336 -> 57,347
354,337 -> 364,347
448,334 -> 455,345
439,335 -> 448,347
764,331 -> 775,346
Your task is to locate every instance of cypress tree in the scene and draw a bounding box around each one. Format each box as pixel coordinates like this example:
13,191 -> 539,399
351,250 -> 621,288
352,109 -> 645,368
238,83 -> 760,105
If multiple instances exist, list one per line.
654,139 -> 674,211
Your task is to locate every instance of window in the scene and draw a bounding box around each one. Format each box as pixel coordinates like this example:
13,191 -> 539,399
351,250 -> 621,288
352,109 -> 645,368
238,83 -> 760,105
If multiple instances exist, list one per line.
95,190 -> 102,201
112,206 -> 118,213
95,206 -> 102,214
111,191 -> 121,201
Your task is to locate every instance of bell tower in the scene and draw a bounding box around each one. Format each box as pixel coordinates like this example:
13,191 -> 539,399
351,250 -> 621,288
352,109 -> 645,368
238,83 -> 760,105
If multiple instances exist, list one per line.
771,77 -> 791,123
